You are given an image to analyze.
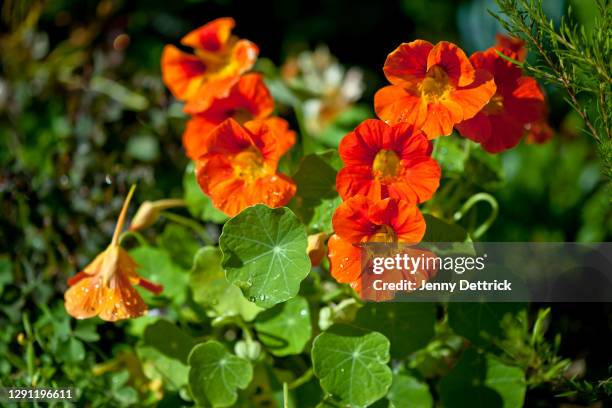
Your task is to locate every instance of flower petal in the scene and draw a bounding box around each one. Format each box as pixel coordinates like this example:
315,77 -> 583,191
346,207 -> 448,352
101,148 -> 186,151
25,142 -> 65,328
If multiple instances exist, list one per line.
450,68 -> 497,121
161,45 -> 206,101
181,17 -> 235,51
383,40 -> 432,86
327,234 -> 363,284
374,85 -> 428,127
427,41 -> 475,87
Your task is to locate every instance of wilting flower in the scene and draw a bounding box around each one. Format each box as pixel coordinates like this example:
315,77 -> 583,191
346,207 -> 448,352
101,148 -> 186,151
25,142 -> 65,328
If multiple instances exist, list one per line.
455,47 -> 545,153
65,187 -> 163,321
281,45 -> 364,135
196,118 -> 296,216
336,119 -> 440,203
374,40 -> 496,139
161,17 -> 258,113
327,195 -> 426,292
182,73 -> 295,160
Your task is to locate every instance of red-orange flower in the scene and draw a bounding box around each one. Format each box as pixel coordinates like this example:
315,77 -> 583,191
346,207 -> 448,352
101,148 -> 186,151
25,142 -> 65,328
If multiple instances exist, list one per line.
196,118 -> 296,216
161,17 -> 258,113
455,47 -> 545,153
336,119 -> 440,204
495,33 -> 526,62
327,196 -> 426,292
374,40 -> 496,139
182,73 -> 295,160
65,186 -> 163,321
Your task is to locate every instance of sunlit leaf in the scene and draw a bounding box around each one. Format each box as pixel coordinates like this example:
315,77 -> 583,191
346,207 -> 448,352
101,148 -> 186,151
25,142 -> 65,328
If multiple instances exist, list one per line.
312,325 -> 392,407
387,375 -> 433,408
188,340 -> 253,407
189,246 -> 261,321
219,205 -> 310,308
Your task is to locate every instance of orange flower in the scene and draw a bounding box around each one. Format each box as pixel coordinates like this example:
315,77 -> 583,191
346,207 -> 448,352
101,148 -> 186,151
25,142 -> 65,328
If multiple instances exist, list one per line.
327,196 -> 426,291
374,40 -> 496,139
182,73 -> 295,160
161,17 -> 258,113
65,186 -> 163,321
495,33 -> 526,62
455,47 -> 545,153
336,119 -> 440,204
196,118 -> 296,216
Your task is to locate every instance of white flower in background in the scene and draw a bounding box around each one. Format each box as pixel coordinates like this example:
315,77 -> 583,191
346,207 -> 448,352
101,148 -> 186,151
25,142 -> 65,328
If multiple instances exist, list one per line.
282,46 -> 364,135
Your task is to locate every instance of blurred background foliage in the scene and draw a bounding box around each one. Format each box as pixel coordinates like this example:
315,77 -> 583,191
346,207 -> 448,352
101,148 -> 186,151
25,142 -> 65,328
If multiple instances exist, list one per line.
0,0 -> 611,406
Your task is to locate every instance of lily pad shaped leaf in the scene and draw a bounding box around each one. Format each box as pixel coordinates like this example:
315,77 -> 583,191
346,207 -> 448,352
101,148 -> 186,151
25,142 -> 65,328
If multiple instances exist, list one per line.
220,205 -> 311,309
188,340 -> 253,408
311,325 -> 392,407
189,246 -> 262,321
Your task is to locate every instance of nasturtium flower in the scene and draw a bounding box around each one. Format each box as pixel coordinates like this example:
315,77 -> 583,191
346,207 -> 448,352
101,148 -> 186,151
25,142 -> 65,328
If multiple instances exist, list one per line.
336,119 -> 440,204
327,195 -> 426,292
495,33 -> 526,62
182,73 -> 295,160
196,118 -> 296,216
455,47 -> 545,153
161,17 -> 258,113
494,34 -> 554,145
65,187 -> 163,321
374,40 -> 496,139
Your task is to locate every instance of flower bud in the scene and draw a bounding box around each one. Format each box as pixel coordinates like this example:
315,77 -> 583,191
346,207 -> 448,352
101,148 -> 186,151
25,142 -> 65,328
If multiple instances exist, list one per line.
307,232 -> 327,266
129,199 -> 186,231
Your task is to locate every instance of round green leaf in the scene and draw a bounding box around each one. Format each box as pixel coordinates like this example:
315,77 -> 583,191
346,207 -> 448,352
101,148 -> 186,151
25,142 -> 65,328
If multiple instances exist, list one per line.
254,296 -> 312,356
354,303 -> 435,358
312,325 -> 392,407
189,246 -> 262,321
439,348 -> 526,408
219,205 -> 311,309
188,340 -> 253,407
143,320 -> 196,363
387,375 -> 433,408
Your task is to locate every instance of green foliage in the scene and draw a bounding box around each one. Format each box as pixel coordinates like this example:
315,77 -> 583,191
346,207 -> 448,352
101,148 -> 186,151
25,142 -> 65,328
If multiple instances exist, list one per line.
188,340 -> 253,407
387,375 -> 433,408
439,348 -> 526,408
312,325 -> 393,407
219,205 -> 311,308
189,246 -> 262,321
254,296 -> 312,356
494,0 -> 612,184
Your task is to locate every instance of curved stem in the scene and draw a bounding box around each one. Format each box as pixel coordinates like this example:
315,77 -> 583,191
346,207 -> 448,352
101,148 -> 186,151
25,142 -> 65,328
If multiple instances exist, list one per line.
453,192 -> 499,239
111,184 -> 136,246
160,211 -> 213,245
119,230 -> 149,247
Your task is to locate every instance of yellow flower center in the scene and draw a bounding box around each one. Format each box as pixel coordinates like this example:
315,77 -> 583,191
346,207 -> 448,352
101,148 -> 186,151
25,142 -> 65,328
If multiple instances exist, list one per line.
484,93 -> 504,115
372,149 -> 401,182
419,66 -> 452,102
233,147 -> 269,182
368,225 -> 397,243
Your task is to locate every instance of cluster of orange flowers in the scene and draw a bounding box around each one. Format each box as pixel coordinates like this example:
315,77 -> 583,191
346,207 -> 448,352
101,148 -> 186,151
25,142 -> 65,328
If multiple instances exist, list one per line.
328,35 -> 551,292
161,18 -> 298,216
64,20 -> 554,320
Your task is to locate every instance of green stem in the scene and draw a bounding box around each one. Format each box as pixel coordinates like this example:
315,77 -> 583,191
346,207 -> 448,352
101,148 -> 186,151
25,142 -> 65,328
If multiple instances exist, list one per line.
283,382 -> 290,408
453,192 -> 499,239
288,368 -> 314,389
160,211 -> 213,245
119,230 -> 149,247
